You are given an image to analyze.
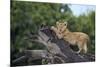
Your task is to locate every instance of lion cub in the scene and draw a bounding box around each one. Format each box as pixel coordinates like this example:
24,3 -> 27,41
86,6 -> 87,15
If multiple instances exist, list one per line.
51,21 -> 90,53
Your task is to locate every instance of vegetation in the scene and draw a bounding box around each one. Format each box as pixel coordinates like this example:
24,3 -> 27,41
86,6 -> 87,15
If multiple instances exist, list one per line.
11,1 -> 95,65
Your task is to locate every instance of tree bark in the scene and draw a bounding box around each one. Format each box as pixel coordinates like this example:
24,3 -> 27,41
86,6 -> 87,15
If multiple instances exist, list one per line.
12,27 -> 93,65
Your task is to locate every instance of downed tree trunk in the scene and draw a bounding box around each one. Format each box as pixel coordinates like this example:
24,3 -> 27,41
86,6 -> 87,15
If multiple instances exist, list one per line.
12,27 -> 93,66
25,50 -> 48,60
25,27 -> 90,64
39,28 -> 88,62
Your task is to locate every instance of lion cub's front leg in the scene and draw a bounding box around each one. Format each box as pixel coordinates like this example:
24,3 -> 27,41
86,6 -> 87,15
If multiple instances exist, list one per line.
51,26 -> 63,39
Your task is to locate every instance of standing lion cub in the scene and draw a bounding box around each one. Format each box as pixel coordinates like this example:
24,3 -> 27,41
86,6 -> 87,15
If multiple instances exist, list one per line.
51,21 -> 90,53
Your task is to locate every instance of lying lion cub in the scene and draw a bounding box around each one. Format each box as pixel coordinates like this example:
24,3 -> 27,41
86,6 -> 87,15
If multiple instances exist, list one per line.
51,21 -> 90,53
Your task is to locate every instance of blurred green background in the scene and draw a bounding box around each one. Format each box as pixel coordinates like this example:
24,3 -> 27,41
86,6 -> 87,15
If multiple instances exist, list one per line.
11,1 -> 95,64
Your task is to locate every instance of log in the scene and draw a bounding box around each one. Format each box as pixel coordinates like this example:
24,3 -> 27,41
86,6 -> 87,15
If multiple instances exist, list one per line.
24,50 -> 48,60
38,27 -> 89,62
11,26 -> 94,66
26,27 -> 89,64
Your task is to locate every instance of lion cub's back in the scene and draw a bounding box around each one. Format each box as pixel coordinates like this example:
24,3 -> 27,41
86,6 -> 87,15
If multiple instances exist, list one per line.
63,32 -> 89,44
73,32 -> 89,39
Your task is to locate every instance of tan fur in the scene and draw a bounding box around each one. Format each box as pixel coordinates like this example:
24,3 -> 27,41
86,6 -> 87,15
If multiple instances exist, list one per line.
51,21 -> 90,53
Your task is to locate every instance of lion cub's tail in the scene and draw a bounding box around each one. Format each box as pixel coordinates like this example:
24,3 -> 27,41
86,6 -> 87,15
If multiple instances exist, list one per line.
83,36 -> 90,53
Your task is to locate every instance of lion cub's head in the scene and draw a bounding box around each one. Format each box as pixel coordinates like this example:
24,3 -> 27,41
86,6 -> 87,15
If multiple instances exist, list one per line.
56,21 -> 68,33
